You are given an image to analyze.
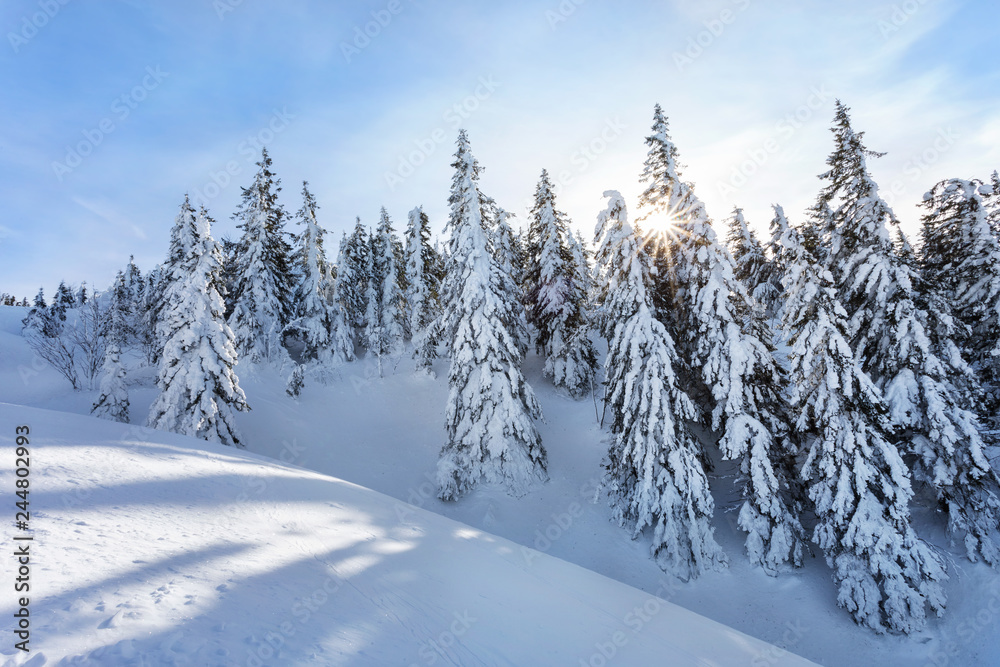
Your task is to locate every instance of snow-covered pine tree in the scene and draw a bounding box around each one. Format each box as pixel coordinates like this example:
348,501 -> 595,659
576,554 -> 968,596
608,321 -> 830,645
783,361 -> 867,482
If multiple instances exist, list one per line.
437,130 -> 547,499
726,207 -> 772,306
816,105 -> 1000,564
779,219 -> 946,633
920,178 -> 1000,433
51,280 -> 74,322
405,206 -> 442,371
594,190 -> 725,580
329,236 -> 357,365
363,208 -> 404,375
523,169 -> 595,396
285,181 -> 337,369
148,206 -> 249,447
985,170 -> 1000,236
636,104 -> 804,572
91,271 -> 130,423
122,255 -> 144,345
76,282 -> 88,306
760,204 -> 795,320
339,218 -> 370,342
228,148 -> 294,364
524,169 -> 576,353
489,205 -> 530,358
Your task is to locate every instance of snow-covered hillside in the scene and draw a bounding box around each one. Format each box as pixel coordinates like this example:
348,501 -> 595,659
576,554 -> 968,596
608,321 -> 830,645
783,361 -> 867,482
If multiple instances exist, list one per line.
0,403 -> 815,666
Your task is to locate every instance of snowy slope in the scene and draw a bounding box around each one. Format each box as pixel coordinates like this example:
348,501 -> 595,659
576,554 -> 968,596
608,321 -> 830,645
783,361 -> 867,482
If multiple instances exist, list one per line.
0,403 -> 815,666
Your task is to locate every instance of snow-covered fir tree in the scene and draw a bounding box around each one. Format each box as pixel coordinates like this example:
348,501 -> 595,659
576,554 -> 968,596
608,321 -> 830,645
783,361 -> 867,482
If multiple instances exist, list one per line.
779,220 -> 946,633
636,104 -> 804,572
523,169 -> 595,396
595,190 -> 725,580
489,206 -> 530,358
91,271 -> 130,423
760,204 -> 795,319
437,130 -> 547,500
76,282 -> 88,306
339,218 -> 370,342
726,207 -> 772,307
228,148 -> 294,364
986,170 -> 1000,236
816,106 -> 1000,563
329,236 -> 357,364
148,206 -> 249,447
364,208 -> 405,374
405,206 -> 442,371
920,178 -> 1000,433
285,181 -> 338,369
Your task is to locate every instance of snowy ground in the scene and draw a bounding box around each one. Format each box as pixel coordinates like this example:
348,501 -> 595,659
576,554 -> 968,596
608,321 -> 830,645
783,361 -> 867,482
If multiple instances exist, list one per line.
2,305 -> 999,666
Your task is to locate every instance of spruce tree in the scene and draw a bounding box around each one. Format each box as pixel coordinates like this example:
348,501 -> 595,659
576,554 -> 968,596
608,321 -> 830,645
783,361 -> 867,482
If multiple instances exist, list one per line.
364,208 -> 405,374
637,104 -> 803,572
148,207 -> 249,447
595,190 -> 725,580
228,148 -> 294,364
816,106 -> 1000,564
92,271 -> 130,423
779,220 -> 946,633
524,169 -> 595,396
340,218 -> 370,342
489,206 -> 530,358
920,178 -> 1000,433
726,207 -> 771,305
437,130 -> 547,499
405,206 -> 442,371
760,204 -> 794,319
285,182 -> 337,367
329,236 -> 358,364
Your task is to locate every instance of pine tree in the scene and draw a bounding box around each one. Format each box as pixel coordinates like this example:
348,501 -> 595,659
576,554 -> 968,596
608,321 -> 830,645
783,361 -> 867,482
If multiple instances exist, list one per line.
364,208 -> 405,374
92,271 -> 130,423
595,190 -> 725,580
920,178 -> 1000,433
329,236 -> 358,364
76,282 -> 88,306
727,207 -> 771,304
524,169 -> 595,396
339,218 -> 370,341
285,181 -> 337,367
148,207 -> 249,447
779,220 -> 946,633
985,170 -> 1000,236
760,204 -> 794,319
437,130 -> 547,499
637,104 -> 803,572
490,206 -> 530,358
228,148 -> 294,364
816,106 -> 1000,564
51,280 -> 74,322
405,206 -> 442,371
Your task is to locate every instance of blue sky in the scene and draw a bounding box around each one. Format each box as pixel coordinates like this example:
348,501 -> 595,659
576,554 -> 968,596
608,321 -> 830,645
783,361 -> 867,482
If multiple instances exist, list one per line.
2,0 -> 998,299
